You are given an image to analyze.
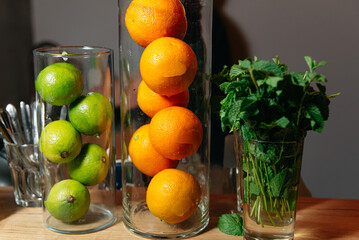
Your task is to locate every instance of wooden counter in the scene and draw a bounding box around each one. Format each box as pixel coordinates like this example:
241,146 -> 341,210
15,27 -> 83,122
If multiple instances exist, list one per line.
1,186 -> 359,239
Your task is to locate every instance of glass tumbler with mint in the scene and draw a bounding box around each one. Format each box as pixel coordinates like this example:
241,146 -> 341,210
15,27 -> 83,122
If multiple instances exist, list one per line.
33,46 -> 116,234
217,56 -> 338,239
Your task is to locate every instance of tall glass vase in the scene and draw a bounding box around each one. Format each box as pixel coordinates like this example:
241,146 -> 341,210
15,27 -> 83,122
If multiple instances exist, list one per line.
118,0 -> 212,238
239,138 -> 304,240
33,46 -> 117,233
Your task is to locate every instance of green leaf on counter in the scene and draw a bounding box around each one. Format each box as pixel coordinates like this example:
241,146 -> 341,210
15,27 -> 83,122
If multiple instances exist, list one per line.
218,213 -> 243,236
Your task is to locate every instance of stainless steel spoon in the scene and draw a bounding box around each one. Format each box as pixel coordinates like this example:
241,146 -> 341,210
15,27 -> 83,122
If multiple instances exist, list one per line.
6,104 -> 26,144
20,101 -> 32,144
31,102 -> 39,145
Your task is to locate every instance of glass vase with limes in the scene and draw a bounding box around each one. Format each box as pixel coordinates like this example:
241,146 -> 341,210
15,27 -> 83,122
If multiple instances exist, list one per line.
33,46 -> 116,234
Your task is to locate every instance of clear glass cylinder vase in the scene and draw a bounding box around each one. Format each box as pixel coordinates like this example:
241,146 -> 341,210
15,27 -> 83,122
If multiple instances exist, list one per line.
240,138 -> 304,240
118,0 -> 212,238
33,46 -> 117,234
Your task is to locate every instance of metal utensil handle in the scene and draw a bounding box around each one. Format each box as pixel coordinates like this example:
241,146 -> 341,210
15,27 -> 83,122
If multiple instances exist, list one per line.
0,121 -> 14,143
6,104 -> 26,144
20,101 -> 32,144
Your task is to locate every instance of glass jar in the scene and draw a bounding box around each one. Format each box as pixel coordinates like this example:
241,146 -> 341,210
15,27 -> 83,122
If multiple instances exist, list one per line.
118,0 -> 212,238
240,138 -> 304,240
4,141 -> 42,207
33,46 -> 117,233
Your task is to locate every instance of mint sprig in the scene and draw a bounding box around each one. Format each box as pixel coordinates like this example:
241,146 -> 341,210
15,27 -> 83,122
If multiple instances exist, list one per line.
213,56 -> 339,141
218,213 -> 243,236
214,56 -> 339,233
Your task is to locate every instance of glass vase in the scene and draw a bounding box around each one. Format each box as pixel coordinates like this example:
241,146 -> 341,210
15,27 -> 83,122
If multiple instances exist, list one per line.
33,46 -> 117,233
240,138 -> 304,240
118,0 -> 212,238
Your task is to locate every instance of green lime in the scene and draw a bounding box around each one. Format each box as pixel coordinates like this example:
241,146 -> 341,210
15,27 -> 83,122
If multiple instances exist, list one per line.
69,92 -> 113,136
39,120 -> 82,164
35,62 -> 84,106
45,179 -> 90,222
68,143 -> 109,186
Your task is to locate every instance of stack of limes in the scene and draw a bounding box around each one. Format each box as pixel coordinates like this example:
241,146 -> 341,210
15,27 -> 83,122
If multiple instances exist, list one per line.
36,61 -> 112,222
125,0 -> 202,224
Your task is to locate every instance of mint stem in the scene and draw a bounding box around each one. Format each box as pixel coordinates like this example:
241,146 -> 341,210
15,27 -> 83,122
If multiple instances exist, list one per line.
249,67 -> 260,98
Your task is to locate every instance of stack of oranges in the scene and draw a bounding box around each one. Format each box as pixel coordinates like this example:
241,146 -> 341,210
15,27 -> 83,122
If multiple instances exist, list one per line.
125,0 -> 203,224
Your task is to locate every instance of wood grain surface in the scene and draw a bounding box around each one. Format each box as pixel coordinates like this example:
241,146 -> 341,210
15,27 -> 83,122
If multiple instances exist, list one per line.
0,187 -> 358,240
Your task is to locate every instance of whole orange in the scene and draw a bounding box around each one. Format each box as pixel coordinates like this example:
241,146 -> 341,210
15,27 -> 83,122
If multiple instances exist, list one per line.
129,124 -> 179,177
140,37 -> 197,96
125,0 -> 187,48
146,168 -> 201,224
149,106 -> 203,160
137,80 -> 189,118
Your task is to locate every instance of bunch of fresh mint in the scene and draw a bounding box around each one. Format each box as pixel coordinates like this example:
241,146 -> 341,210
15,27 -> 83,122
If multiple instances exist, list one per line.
214,56 -> 339,236
214,56 -> 339,142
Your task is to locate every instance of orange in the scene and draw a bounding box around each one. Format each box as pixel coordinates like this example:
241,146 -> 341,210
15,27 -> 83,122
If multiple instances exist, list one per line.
129,124 -> 179,177
125,0 -> 187,48
140,37 -> 197,96
146,168 -> 201,224
149,106 -> 203,160
137,80 -> 189,118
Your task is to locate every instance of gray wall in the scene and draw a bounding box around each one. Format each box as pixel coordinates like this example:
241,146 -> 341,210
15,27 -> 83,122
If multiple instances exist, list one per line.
31,0 -> 119,75
0,0 -> 33,106
31,0 -> 359,199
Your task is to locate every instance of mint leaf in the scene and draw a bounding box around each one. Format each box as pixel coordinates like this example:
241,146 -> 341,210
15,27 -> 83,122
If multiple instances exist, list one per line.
230,64 -> 245,80
307,72 -> 327,82
304,56 -> 313,71
218,214 -> 243,236
275,116 -> 290,128
259,116 -> 290,129
290,72 -> 306,86
252,60 -> 283,77
265,76 -> 283,88
240,59 -> 251,69
305,103 -> 325,132
249,182 -> 261,196
304,56 -> 327,72
316,60 -> 328,68
228,100 -> 242,123
270,169 -> 288,197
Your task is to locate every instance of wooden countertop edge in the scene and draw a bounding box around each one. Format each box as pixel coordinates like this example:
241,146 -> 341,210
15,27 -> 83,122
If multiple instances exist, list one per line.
1,187 -> 359,240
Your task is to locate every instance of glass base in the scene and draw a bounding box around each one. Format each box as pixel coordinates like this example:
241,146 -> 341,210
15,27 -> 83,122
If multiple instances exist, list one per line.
44,203 -> 116,234
123,201 -> 209,239
243,202 -> 295,240
15,198 -> 42,207
244,228 -> 294,240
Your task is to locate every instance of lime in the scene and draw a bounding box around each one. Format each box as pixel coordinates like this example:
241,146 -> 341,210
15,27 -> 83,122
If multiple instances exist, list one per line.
39,120 -> 82,164
68,143 -> 109,186
35,62 -> 84,106
69,92 -> 113,136
45,179 -> 90,222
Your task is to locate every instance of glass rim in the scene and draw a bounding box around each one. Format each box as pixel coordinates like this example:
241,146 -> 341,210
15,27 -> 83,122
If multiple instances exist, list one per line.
33,45 -> 113,57
248,138 -> 304,144
3,140 -> 38,148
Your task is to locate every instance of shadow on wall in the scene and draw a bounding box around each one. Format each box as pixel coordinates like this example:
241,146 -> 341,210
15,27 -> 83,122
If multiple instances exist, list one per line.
0,0 -> 33,107
213,0 -> 250,66
209,0 -> 251,194
211,0 -> 251,167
